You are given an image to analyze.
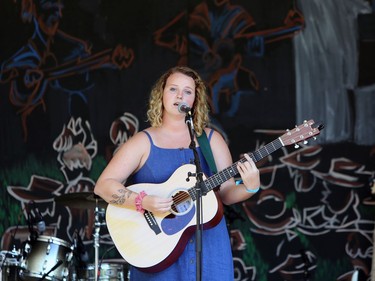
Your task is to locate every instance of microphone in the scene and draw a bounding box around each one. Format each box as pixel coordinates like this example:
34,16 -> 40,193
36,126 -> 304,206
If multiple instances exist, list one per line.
178,102 -> 192,114
77,233 -> 89,262
178,102 -> 195,132
30,202 -> 46,233
74,231 -> 89,263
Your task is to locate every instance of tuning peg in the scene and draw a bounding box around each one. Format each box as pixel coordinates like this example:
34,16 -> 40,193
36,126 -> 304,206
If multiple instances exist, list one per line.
294,144 -> 300,149
313,137 -> 317,140
303,140 -> 308,144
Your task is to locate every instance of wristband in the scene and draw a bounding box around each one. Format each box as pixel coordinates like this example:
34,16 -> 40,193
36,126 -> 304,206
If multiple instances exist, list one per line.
244,186 -> 260,193
135,191 -> 147,214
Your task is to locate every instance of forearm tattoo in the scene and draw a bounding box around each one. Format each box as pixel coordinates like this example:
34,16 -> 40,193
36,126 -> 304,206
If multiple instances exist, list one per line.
110,187 -> 132,205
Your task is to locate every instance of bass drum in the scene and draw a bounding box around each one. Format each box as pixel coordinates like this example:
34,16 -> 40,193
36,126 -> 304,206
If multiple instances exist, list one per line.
71,263 -> 128,281
0,249 -> 23,281
19,236 -> 74,281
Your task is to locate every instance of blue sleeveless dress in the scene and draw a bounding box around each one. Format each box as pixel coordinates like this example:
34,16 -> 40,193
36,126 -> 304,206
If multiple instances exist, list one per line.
128,130 -> 234,281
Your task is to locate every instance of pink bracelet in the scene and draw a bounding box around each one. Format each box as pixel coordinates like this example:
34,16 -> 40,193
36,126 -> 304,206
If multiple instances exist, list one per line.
135,191 -> 147,214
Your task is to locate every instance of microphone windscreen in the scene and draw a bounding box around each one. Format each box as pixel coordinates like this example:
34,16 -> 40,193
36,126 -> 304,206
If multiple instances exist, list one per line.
36,220 -> 46,232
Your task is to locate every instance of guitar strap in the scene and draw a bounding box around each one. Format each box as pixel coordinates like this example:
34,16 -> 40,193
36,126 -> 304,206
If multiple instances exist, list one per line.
197,130 -> 217,174
198,130 -> 223,206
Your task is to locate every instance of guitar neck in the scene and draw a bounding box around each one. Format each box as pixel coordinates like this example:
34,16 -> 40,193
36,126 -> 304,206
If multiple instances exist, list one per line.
189,137 -> 283,199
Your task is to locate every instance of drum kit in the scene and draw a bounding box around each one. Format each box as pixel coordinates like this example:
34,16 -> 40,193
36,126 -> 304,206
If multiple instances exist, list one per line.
0,193 -> 128,281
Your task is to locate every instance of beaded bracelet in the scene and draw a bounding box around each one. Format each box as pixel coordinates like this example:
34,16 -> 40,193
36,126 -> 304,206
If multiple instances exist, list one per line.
243,186 -> 260,193
135,191 -> 147,214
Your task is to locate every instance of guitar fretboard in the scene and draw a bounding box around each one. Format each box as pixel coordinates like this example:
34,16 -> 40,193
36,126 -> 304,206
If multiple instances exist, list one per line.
189,137 -> 283,200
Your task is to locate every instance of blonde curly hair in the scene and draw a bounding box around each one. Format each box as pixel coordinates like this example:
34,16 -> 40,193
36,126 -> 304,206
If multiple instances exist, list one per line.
147,66 -> 210,136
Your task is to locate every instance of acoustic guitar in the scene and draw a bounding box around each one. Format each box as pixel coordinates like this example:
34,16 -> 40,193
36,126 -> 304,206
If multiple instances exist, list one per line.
106,120 -> 323,273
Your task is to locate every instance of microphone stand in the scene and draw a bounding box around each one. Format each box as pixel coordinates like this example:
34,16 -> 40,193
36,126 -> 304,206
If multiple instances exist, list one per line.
184,112 -> 204,281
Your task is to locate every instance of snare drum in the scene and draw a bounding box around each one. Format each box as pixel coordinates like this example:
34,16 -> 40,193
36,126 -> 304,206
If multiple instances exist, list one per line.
19,236 -> 74,281
0,249 -> 22,281
72,263 -> 125,281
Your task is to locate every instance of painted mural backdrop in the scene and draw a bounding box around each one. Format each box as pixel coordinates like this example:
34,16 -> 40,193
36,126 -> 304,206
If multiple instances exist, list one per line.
0,0 -> 374,280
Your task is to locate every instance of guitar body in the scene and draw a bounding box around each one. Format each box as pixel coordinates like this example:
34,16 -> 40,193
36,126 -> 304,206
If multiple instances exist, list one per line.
105,164 -> 222,273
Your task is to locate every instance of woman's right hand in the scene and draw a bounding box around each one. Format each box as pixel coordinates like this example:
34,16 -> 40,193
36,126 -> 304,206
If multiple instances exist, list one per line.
141,195 -> 173,214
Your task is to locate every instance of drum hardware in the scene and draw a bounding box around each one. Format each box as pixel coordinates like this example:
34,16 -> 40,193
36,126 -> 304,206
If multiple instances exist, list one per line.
0,247 -> 23,281
74,262 -> 126,280
1,195 -> 112,281
54,192 -> 123,281
93,195 -> 105,281
54,192 -> 108,280
38,259 -> 64,281
1,203 -> 28,280
19,235 -> 74,281
69,199 -> 123,280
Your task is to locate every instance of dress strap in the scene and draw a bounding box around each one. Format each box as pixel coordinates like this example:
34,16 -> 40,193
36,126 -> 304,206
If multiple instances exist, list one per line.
207,128 -> 214,141
141,131 -> 155,146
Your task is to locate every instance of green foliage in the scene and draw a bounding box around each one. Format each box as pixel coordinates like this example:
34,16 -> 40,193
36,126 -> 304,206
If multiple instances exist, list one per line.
89,155 -> 108,180
242,233 -> 269,281
313,258 -> 352,281
296,230 -> 311,250
285,191 -> 296,209
1,154 -> 64,187
358,203 -> 375,220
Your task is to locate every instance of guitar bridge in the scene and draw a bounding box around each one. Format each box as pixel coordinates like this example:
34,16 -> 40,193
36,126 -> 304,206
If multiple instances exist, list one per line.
144,211 -> 161,235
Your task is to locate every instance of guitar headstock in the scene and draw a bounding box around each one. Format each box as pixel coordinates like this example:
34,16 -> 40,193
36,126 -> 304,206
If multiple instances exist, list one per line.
280,120 -> 324,148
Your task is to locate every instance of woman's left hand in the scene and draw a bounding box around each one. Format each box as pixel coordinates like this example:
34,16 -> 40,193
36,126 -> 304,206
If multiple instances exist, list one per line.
237,154 -> 260,191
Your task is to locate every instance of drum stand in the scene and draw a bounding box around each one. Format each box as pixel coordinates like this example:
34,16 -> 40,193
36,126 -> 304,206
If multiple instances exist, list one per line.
93,199 -> 102,281
54,192 -> 108,281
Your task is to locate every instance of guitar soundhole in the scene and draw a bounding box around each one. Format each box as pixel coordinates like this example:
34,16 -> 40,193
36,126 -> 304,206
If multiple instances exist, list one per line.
170,190 -> 193,216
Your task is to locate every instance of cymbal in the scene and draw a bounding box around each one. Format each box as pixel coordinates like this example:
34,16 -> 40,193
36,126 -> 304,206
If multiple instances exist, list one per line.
54,192 -> 107,209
